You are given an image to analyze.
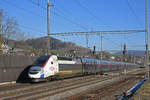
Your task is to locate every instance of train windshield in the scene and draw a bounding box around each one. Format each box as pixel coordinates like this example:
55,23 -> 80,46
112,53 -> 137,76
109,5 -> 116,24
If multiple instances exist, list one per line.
32,55 -> 50,66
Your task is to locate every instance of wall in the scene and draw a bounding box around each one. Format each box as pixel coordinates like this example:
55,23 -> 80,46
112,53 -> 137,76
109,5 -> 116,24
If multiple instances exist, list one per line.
0,54 -> 38,83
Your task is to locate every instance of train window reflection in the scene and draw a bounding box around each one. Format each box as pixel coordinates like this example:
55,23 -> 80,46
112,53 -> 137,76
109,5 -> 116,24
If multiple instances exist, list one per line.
33,55 -> 50,66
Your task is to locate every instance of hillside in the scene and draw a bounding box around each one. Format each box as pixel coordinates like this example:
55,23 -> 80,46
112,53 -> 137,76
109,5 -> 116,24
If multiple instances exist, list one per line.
13,37 -> 77,50
6,36 -> 90,56
115,50 -> 150,56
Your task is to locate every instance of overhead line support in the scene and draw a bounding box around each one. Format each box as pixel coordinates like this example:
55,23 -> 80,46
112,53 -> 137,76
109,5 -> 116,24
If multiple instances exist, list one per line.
50,30 -> 145,36
47,0 -> 50,54
86,34 -> 88,49
145,0 -> 149,78
47,0 -> 53,55
100,32 -> 103,60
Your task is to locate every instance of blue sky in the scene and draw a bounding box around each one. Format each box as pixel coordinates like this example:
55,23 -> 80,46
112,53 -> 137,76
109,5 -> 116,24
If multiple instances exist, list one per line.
0,0 -> 149,51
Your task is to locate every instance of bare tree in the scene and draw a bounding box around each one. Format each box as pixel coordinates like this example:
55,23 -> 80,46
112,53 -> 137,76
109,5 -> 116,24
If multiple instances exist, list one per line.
0,10 -> 3,53
0,9 -> 21,45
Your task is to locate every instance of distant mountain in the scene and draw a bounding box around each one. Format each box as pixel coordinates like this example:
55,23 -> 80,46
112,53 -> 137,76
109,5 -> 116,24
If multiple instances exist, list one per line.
115,50 -> 150,56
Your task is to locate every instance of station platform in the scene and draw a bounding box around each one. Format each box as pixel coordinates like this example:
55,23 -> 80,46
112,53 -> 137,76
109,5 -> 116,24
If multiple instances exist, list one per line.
132,78 -> 150,100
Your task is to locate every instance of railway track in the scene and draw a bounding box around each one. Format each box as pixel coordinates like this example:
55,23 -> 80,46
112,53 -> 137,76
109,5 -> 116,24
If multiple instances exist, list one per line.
0,69 -> 145,100
0,74 -> 116,100
66,76 -> 141,100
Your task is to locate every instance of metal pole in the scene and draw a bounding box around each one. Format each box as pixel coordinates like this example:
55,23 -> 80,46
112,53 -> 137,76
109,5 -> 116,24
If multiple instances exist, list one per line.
100,32 -> 103,60
0,15 -> 2,53
86,34 -> 88,49
145,0 -> 149,78
0,34 -> 1,53
47,0 -> 50,55
121,42 -> 122,56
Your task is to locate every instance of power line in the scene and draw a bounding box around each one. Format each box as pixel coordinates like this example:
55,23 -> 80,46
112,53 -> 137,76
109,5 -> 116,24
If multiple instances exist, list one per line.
0,1 -> 46,36
2,0 -> 45,18
0,0 -> 146,45
2,0 -> 89,34
53,2 -> 90,30
27,0 -> 47,10
125,0 -> 143,26
74,0 -> 111,28
27,0 -> 89,30
3,0 -> 87,31
1,0 -> 70,27
27,0 -> 144,30
103,35 -> 121,48
19,24 -> 46,34
52,11 -> 88,30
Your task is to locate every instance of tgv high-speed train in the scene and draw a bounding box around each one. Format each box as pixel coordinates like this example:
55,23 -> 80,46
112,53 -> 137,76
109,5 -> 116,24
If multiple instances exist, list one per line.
28,55 -> 137,82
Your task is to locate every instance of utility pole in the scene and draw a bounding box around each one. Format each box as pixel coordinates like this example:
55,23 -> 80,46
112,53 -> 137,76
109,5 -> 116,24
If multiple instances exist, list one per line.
86,34 -> 88,49
47,0 -> 54,55
47,0 -> 50,55
100,32 -> 103,60
145,0 -> 149,78
0,34 -> 1,53
0,15 -> 2,53
120,42 -> 123,61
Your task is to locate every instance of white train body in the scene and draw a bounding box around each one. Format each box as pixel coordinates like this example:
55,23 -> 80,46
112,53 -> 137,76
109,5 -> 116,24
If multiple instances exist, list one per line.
28,55 -> 137,82
28,55 -> 59,80
28,55 -> 76,81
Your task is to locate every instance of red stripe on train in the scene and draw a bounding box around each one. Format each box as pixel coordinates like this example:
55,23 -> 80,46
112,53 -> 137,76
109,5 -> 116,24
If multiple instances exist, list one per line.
42,58 -> 50,68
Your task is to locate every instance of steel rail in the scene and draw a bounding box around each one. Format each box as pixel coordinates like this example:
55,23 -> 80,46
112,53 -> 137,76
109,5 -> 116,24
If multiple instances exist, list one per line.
0,75 -> 113,100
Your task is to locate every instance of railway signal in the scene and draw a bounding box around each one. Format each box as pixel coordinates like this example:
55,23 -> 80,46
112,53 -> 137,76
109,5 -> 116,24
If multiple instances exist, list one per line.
93,45 -> 96,55
123,44 -> 127,57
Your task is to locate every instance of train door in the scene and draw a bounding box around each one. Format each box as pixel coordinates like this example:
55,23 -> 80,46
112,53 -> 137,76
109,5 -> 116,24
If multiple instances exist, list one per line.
52,55 -> 59,74
51,55 -> 59,75
44,55 -> 58,78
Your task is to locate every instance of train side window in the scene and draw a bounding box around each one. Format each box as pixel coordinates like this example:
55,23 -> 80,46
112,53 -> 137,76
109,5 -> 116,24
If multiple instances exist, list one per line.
76,58 -> 81,63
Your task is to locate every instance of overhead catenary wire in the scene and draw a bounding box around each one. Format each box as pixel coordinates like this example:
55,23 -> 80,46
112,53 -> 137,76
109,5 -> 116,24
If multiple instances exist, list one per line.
125,0 -> 143,26
2,0 -> 90,32
2,0 -> 145,34
103,35 -> 122,48
2,0 -> 45,18
27,0 -> 145,30
1,0 -> 92,48
0,0 -> 146,52
52,11 -> 88,30
19,24 -> 46,34
27,0 -> 90,31
27,0 -> 43,9
52,1 -> 90,30
1,0 -> 88,35
73,0 -> 111,28
2,0 -> 65,25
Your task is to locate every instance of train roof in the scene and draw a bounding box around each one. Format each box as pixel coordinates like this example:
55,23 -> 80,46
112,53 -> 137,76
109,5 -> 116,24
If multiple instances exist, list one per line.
39,55 -> 137,65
